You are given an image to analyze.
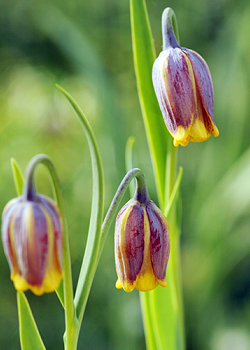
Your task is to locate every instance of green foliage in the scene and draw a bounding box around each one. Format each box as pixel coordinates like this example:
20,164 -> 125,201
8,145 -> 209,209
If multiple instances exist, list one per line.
56,85 -> 104,326
1,0 -> 250,349
11,159 -> 24,196
17,292 -> 46,350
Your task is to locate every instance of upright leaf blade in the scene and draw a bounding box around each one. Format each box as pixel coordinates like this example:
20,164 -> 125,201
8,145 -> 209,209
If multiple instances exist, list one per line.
17,292 -> 46,350
56,85 -> 104,326
11,158 -> 24,196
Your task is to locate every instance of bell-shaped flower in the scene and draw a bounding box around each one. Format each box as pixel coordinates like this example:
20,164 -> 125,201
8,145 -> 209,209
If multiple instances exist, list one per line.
115,185 -> 170,293
152,8 -> 219,146
1,194 -> 63,295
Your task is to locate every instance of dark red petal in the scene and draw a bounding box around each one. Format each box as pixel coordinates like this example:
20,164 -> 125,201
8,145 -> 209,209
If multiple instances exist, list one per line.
153,53 -> 177,134
38,195 -> 63,268
14,203 -> 48,286
182,48 -> 214,123
115,202 -> 145,284
165,48 -> 197,129
146,201 -> 170,281
115,201 -> 134,284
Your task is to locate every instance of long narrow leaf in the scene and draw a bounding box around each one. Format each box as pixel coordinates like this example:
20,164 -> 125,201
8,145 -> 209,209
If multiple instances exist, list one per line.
11,158 -> 24,196
17,292 -> 46,350
56,85 -> 104,325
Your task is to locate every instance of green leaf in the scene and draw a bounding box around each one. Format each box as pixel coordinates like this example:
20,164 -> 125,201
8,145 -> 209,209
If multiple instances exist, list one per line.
147,269 -> 179,350
165,167 -> 183,218
11,158 -> 24,196
17,292 -> 46,350
130,0 -> 169,209
139,292 -> 158,350
152,212 -> 185,350
56,85 -> 104,326
56,281 -> 64,307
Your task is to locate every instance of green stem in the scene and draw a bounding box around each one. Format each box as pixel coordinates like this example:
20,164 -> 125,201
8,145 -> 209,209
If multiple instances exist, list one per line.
24,155 -> 77,350
165,139 -> 178,205
136,6 -> 186,349
100,168 -> 146,254
74,168 -> 148,337
164,166 -> 183,218
139,292 -> 158,349
166,140 -> 185,350
162,9 -> 185,348
125,136 -> 136,196
55,87 -> 147,350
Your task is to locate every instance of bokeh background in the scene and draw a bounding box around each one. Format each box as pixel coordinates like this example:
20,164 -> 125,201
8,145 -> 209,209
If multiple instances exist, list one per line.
1,0 -> 250,349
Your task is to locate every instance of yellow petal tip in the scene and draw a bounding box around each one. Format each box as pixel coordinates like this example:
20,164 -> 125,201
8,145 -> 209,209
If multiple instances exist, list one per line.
115,279 -> 123,289
213,125 -> 219,137
158,279 -> 167,288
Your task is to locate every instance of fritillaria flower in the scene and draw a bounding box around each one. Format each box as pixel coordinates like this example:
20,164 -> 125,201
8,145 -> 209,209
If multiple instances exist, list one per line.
152,8 -> 219,146
1,193 -> 63,295
115,184 -> 170,293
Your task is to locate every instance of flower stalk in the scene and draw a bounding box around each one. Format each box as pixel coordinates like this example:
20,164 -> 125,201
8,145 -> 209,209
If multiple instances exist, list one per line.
130,2 -> 187,349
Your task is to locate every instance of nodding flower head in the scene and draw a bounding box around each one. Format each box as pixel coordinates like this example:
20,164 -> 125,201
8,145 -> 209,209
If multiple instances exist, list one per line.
115,182 -> 170,293
152,8 -> 219,147
1,192 -> 63,295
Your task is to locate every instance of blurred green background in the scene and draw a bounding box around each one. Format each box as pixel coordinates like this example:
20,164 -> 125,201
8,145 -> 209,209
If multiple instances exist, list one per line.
1,0 -> 250,349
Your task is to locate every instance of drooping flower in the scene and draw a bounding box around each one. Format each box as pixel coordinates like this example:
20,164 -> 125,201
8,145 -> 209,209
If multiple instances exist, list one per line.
152,7 -> 219,147
1,193 -> 63,295
115,184 -> 170,293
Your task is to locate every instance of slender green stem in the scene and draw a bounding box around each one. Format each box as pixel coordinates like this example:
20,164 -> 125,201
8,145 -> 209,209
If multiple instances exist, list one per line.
74,167 -> 148,335
165,139 -> 178,206
164,166 -> 183,218
100,168 -> 146,254
125,136 -> 136,196
162,9 -> 186,350
139,292 -> 158,350
131,4 -> 185,349
23,155 -> 77,350
165,140 -> 185,350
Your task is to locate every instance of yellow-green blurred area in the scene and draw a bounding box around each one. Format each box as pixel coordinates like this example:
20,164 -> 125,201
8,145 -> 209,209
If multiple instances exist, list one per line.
1,0 -> 250,349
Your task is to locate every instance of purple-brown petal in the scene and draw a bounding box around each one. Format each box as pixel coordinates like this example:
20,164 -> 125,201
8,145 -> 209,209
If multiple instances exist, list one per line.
146,201 -> 170,281
165,48 -> 197,129
153,53 -> 177,134
182,48 -> 214,123
38,194 -> 63,268
14,203 -> 48,286
115,201 -> 144,285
